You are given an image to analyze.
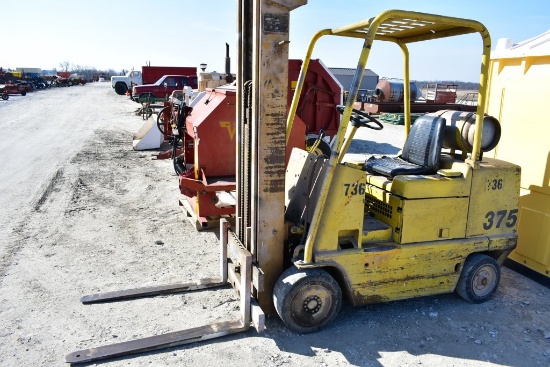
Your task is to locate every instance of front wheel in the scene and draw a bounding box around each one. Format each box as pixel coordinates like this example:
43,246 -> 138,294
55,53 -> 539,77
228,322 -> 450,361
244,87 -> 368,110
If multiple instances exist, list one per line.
114,83 -> 127,95
456,254 -> 500,303
157,106 -> 171,135
274,267 -> 342,334
1,93 -> 8,100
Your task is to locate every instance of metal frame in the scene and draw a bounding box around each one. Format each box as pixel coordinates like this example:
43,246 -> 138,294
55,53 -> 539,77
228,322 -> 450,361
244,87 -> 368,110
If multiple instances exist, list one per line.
65,219 -> 263,364
67,8 -> 495,364
285,9 -> 492,263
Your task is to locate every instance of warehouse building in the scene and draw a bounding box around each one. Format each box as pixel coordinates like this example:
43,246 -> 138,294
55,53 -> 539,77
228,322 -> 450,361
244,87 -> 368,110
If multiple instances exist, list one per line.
328,67 -> 379,101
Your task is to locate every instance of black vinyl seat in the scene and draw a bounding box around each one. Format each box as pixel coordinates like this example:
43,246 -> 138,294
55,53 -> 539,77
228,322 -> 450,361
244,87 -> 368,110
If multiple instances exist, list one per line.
364,115 -> 446,177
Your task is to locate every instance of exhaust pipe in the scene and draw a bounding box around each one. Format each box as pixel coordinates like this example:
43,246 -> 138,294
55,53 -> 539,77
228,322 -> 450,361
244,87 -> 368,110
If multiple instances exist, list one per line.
225,43 -> 234,83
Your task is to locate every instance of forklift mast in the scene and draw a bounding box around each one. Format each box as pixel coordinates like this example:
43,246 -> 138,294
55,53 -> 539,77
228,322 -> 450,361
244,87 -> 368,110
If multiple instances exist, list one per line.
236,0 -> 307,313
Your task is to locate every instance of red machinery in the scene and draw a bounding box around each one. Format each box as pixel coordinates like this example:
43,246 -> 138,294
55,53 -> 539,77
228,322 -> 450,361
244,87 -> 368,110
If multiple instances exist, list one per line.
172,59 -> 342,229
1,83 -> 28,99
288,59 -> 342,139
356,80 -> 476,113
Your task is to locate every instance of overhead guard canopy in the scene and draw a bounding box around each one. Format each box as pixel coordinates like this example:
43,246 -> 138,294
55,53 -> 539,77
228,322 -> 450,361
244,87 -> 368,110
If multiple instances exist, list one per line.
331,9 -> 486,43
287,9 -> 491,165
289,10 -> 492,264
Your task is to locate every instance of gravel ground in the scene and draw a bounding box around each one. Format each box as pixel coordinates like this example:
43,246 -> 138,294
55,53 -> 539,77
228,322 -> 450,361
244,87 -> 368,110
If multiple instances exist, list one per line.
0,82 -> 549,367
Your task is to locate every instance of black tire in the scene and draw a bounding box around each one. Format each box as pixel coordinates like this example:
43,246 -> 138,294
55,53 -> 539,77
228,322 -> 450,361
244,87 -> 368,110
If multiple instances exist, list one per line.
1,94 -> 8,100
20,90 -> 27,96
273,266 -> 342,334
172,136 -> 186,175
157,106 -> 171,135
114,83 -> 127,95
306,137 -> 331,157
456,254 -> 500,303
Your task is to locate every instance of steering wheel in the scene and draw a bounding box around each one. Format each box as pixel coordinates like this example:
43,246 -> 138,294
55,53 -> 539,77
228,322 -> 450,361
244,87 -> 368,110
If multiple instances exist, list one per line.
336,105 -> 383,130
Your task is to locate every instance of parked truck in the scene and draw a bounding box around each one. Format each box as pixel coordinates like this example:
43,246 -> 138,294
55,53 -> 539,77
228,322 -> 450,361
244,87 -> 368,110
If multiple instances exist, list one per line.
131,74 -> 198,102
111,66 -> 197,95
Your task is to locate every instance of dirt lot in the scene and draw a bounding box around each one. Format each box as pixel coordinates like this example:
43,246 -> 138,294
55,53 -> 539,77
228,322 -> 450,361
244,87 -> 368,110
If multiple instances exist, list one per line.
0,83 -> 549,367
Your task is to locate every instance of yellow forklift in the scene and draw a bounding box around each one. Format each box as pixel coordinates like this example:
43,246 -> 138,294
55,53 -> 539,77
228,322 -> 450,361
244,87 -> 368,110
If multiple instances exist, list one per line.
67,4 -> 520,363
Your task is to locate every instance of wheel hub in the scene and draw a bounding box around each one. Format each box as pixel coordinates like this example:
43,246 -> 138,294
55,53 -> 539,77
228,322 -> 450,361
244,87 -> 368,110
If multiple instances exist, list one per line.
303,295 -> 322,314
473,266 -> 496,297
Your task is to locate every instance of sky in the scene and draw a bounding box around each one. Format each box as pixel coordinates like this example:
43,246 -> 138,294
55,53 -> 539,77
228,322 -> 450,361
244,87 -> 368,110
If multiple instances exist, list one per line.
1,0 -> 549,82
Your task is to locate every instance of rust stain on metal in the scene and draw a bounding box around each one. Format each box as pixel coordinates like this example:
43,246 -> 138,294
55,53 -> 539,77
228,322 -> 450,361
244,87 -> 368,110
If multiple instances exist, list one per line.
352,292 -> 389,305
263,178 -> 285,193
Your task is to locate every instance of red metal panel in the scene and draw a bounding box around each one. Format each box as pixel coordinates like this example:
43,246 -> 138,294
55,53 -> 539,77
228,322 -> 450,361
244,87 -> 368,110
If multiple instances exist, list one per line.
178,60 -> 341,224
288,59 -> 341,138
179,169 -> 236,218
185,88 -> 237,177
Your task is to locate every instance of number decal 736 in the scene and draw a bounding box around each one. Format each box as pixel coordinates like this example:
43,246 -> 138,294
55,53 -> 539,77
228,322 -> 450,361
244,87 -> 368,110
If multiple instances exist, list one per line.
343,182 -> 366,196
483,209 -> 518,230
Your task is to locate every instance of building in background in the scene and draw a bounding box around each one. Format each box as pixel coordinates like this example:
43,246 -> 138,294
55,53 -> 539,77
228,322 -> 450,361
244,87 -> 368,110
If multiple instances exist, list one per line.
16,67 -> 42,78
328,67 -> 379,101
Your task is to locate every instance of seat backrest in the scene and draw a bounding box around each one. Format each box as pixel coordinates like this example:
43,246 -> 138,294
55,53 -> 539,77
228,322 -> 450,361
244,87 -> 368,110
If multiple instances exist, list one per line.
400,115 -> 446,169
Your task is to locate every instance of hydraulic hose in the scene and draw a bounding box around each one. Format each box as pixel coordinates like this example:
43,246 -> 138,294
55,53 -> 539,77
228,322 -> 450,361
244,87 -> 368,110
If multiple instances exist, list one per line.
172,101 -> 190,176
172,137 -> 186,176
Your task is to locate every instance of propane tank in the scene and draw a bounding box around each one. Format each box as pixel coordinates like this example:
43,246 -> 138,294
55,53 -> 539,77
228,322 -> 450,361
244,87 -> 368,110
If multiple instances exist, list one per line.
428,110 -> 501,153
373,79 -> 420,102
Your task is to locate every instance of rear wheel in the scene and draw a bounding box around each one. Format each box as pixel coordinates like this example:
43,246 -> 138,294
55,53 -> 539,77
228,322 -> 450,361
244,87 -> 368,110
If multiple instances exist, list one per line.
456,254 -> 500,303
1,93 -> 8,100
273,267 -> 342,334
114,83 -> 127,95
157,106 -> 171,135
20,90 -> 27,96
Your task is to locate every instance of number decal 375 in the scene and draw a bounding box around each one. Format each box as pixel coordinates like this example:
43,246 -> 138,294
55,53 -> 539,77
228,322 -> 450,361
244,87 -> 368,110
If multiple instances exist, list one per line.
483,209 -> 518,230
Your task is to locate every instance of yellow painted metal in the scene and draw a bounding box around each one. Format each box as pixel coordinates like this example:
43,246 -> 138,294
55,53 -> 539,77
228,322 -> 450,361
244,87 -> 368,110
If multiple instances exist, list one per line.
465,158 -> 521,237
362,218 -> 392,244
390,159 -> 471,199
310,164 -> 367,251
512,189 -> 550,276
485,43 -> 550,277
364,184 -> 402,239
309,235 -> 513,306
364,170 -> 471,244
399,43 -> 411,136
287,10 -> 495,264
289,149 -> 519,306
400,197 -> 469,243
